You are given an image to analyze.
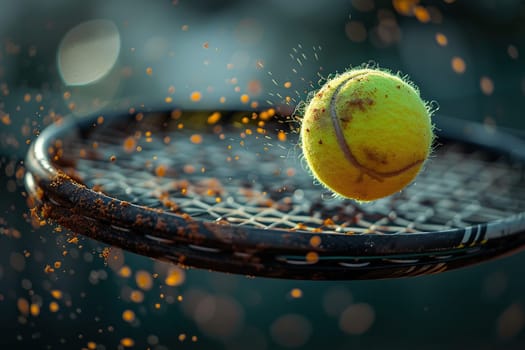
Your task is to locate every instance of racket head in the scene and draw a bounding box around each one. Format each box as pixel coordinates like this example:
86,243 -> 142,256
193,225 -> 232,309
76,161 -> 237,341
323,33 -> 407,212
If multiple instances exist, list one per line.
24,109 -> 525,280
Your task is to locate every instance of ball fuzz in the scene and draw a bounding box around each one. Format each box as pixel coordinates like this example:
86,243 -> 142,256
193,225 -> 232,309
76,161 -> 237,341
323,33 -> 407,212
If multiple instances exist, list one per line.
300,68 -> 434,201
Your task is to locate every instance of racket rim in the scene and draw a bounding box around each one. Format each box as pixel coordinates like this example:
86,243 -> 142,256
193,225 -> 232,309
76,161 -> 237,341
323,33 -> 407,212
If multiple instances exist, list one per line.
23,109 -> 525,279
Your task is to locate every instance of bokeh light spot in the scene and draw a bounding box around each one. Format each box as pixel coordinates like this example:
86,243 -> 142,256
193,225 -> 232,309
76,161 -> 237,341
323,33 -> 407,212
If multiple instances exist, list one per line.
270,314 -> 312,348
339,303 -> 375,335
497,303 -> 525,340
58,19 -> 120,86
345,21 -> 368,43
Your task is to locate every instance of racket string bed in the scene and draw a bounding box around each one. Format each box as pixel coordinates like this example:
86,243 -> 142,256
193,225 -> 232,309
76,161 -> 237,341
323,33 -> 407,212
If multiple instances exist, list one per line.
63,117 -> 525,235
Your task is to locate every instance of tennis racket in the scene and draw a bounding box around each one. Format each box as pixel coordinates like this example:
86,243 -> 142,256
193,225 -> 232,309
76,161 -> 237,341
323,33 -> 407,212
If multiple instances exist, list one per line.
24,109 -> 525,280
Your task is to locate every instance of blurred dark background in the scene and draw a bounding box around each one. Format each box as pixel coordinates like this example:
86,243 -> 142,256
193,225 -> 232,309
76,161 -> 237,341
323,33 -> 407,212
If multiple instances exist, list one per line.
1,0 -> 525,349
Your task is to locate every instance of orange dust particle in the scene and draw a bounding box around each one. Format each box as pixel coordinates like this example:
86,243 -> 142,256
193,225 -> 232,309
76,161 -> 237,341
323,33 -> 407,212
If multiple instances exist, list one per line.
290,288 -> 303,298
30,303 -> 40,316
190,91 -> 202,102
190,134 -> 203,144
250,101 -> 259,108
123,136 -> 136,153
178,334 -> 187,342
49,301 -> 60,313
1,113 -> 11,125
17,298 -> 29,315
97,115 -> 104,124
171,109 -> 182,119
305,251 -> 319,263
120,338 -> 135,347
219,96 -> 226,103
414,6 -> 430,22
54,261 -> 62,269
203,41 -> 209,49
155,164 -> 167,177
50,290 -> 63,299
324,218 -> 336,227
44,265 -> 55,273
435,32 -> 448,46
259,108 -> 275,121
181,24 -> 189,31
130,290 -> 144,303
168,85 -> 176,94
240,94 -> 250,104
24,93 -> 31,102
480,76 -> 494,95
392,0 -> 418,15
101,247 -> 111,262
310,235 -> 322,247
283,81 -> 292,88
146,67 -> 153,75
109,155 -> 117,162
165,96 -> 173,103
119,266 -> 132,278
155,303 -> 161,309
67,236 -> 79,244
165,267 -> 186,286
135,270 -> 153,290
451,56 -> 466,74
87,342 -> 97,350
277,130 -> 287,142
122,309 -> 136,322
207,111 -> 222,124
16,166 -> 25,180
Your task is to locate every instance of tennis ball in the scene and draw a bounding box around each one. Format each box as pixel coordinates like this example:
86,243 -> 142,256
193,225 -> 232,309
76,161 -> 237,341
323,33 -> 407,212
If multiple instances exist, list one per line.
300,68 -> 433,201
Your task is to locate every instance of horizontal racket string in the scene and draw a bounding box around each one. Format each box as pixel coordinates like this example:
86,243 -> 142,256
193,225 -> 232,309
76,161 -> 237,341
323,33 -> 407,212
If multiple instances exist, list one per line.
52,112 -> 525,236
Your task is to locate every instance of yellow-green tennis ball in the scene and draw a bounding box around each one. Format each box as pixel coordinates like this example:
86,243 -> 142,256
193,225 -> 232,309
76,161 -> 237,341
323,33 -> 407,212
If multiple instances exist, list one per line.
301,68 -> 433,201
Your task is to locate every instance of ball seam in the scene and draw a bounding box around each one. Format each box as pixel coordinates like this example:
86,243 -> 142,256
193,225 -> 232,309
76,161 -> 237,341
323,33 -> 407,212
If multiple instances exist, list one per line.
330,73 -> 425,182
